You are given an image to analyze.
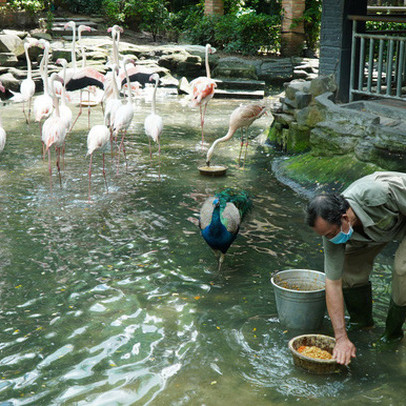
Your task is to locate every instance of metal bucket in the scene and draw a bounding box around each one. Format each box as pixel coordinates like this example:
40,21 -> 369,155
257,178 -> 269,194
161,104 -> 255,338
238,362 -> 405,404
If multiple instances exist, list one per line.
271,269 -> 326,331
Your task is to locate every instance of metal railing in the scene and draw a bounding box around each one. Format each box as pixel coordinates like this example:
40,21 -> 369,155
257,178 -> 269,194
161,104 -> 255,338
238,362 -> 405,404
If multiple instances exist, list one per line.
349,15 -> 406,102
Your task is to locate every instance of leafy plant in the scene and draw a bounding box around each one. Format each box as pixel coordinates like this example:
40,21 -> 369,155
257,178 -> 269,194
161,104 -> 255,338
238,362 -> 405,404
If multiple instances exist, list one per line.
58,0 -> 103,14
8,0 -> 45,14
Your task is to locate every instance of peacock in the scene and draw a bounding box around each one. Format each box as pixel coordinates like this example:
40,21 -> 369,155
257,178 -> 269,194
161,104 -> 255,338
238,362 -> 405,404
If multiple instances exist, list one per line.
199,189 -> 252,271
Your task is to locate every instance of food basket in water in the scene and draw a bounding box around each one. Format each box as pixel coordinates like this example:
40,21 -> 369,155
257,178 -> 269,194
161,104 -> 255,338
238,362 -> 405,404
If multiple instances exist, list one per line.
288,334 -> 344,374
198,165 -> 227,177
271,269 -> 326,331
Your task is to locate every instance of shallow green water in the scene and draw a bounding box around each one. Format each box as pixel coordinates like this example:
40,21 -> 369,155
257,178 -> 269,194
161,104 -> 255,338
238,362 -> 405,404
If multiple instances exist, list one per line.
0,91 -> 405,405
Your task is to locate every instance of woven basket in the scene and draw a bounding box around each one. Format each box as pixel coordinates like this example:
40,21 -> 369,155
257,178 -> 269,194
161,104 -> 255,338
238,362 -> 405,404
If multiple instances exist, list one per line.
288,334 -> 345,374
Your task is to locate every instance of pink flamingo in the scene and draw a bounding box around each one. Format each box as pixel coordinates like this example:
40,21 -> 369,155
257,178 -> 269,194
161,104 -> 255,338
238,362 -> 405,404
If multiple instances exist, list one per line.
87,124 -> 111,202
42,73 -> 67,191
206,103 -> 267,167
144,73 -> 163,178
190,44 -> 217,148
113,58 -> 135,173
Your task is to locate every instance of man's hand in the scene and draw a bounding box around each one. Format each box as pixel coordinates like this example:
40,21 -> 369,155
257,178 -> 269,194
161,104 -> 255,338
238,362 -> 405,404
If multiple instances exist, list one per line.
325,278 -> 357,365
333,335 -> 356,365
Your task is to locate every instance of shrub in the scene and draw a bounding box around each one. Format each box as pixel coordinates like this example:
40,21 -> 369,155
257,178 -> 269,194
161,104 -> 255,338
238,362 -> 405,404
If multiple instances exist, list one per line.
8,0 -> 45,14
182,8 -> 281,55
102,0 -> 127,24
58,0 -> 103,14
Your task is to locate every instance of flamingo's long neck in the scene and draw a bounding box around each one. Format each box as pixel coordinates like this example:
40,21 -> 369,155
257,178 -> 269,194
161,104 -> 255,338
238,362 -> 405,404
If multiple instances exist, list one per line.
25,45 -> 32,80
112,66 -> 119,99
205,45 -> 211,79
71,23 -> 77,70
50,79 -> 60,118
113,29 -> 120,66
42,45 -> 50,95
206,127 -> 236,163
152,78 -> 158,115
61,63 -> 67,106
81,46 -> 86,69
123,62 -> 133,103
78,29 -> 86,69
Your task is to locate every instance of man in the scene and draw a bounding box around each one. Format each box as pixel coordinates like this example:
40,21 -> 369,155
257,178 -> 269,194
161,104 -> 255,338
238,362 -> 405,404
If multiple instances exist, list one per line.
305,171 -> 406,366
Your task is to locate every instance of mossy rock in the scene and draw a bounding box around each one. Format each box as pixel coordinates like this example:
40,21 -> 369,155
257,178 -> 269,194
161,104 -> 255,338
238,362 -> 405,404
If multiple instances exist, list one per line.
277,152 -> 383,193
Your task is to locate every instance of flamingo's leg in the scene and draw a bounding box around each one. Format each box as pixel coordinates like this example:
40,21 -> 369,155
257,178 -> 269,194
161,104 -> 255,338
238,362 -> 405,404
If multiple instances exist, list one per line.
56,147 -> 62,188
88,153 -> 92,203
102,152 -> 108,193
48,147 -> 52,193
71,89 -> 83,131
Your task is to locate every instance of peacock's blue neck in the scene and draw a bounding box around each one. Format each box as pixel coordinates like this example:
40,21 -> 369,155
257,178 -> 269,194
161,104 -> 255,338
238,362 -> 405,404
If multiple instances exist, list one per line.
201,205 -> 236,254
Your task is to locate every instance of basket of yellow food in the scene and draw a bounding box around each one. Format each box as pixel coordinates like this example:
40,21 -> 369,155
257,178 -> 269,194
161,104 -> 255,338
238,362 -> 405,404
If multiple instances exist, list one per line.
288,334 -> 344,374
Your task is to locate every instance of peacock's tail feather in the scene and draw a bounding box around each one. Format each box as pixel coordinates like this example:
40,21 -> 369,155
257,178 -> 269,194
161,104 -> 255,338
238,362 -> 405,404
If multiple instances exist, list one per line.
215,188 -> 252,220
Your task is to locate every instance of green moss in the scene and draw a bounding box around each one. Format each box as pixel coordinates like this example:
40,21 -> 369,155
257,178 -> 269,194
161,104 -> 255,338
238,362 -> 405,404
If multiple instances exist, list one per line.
278,153 -> 383,192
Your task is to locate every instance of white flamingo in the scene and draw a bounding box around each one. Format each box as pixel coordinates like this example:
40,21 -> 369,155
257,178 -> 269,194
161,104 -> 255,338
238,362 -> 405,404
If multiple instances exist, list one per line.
144,73 -> 163,178
113,58 -> 135,173
34,39 -> 53,155
12,40 -> 39,123
87,124 -> 111,202
103,64 -> 122,156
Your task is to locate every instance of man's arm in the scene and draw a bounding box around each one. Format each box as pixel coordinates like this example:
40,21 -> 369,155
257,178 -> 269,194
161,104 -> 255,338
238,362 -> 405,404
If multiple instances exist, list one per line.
325,278 -> 356,365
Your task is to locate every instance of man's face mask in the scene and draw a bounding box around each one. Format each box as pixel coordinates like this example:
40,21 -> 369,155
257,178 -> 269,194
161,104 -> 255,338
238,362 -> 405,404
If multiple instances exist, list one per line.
328,225 -> 353,244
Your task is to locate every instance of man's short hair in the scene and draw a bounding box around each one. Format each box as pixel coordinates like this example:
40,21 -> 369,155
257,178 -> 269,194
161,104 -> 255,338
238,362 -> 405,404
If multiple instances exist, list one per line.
305,193 -> 350,227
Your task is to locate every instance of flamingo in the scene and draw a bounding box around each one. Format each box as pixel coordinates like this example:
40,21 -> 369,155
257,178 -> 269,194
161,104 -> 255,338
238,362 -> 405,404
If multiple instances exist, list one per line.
0,82 -> 6,152
11,40 -> 39,123
103,64 -> 122,156
63,21 -> 105,130
190,43 -> 217,148
107,25 -> 152,91
42,73 -> 67,190
107,25 -> 123,67
144,73 -> 163,178
87,124 -> 111,202
206,103 -> 267,167
78,24 -> 101,129
113,58 -> 135,173
34,39 -> 53,155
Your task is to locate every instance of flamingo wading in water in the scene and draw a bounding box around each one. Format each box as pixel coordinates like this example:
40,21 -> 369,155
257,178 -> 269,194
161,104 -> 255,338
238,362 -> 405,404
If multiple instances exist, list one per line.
113,58 -> 135,173
190,43 -> 217,149
13,40 -> 39,123
144,73 -> 163,179
206,103 -> 266,168
87,124 -> 111,202
42,73 -> 66,190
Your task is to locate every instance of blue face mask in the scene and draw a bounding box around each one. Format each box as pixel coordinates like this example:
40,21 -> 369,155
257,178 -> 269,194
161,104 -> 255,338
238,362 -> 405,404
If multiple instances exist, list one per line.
329,225 -> 353,244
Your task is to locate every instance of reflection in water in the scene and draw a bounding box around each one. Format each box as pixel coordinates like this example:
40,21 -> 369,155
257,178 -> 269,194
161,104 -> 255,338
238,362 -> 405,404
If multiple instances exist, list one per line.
0,91 -> 404,405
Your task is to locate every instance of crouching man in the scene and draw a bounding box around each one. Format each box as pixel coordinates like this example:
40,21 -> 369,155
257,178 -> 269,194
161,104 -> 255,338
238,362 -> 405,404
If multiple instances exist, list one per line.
305,171 -> 406,365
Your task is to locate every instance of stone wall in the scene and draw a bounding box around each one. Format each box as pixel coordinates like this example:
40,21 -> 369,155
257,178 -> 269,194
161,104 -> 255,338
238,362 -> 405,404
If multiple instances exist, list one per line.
269,76 -> 406,171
